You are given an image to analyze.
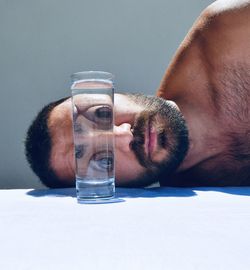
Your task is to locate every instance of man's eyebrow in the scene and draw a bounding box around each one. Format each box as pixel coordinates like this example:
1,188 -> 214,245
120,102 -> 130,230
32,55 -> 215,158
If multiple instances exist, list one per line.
75,144 -> 87,159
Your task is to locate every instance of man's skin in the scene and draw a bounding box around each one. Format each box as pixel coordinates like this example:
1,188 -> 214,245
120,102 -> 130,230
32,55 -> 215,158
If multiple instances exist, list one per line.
49,93 -> 176,186
49,0 -> 250,187
157,0 -> 250,186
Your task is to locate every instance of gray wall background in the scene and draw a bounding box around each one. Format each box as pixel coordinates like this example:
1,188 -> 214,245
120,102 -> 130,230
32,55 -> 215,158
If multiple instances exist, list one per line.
0,0 -> 213,189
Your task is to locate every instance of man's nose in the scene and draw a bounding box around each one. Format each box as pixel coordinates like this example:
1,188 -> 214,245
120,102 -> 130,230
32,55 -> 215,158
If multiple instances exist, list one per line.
114,123 -> 133,153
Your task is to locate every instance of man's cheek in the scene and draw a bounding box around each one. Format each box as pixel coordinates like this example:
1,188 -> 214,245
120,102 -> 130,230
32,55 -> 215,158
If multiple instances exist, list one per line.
115,157 -> 144,182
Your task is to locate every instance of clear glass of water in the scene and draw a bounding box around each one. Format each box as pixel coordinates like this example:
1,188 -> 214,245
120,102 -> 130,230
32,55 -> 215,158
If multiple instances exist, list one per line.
71,71 -> 115,203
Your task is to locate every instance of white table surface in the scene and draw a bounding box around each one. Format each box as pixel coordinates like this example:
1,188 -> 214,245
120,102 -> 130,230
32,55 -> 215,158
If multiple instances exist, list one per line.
0,187 -> 250,270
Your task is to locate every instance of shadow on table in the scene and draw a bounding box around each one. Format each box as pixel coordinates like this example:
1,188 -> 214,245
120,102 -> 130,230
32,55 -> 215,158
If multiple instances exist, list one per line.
116,187 -> 197,198
27,188 -> 76,198
27,186 -> 250,200
117,187 -> 250,198
27,187 -> 197,199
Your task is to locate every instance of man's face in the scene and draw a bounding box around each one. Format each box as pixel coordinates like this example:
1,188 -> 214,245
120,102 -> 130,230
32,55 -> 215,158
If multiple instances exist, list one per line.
48,93 -> 189,187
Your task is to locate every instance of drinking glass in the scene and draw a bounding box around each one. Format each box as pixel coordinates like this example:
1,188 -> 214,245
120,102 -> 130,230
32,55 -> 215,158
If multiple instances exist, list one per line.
71,71 -> 115,202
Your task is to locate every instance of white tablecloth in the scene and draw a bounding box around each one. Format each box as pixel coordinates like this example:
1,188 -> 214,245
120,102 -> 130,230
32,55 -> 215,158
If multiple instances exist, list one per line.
0,187 -> 250,270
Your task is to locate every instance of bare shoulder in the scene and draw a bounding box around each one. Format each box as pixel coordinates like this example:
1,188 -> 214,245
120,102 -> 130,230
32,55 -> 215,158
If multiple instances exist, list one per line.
190,0 -> 249,35
206,0 -> 250,15
197,0 -> 250,39
157,0 -> 250,105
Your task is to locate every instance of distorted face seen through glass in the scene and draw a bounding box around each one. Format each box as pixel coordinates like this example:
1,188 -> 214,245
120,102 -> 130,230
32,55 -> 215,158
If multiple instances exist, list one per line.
49,93 -> 189,187
72,92 -> 114,180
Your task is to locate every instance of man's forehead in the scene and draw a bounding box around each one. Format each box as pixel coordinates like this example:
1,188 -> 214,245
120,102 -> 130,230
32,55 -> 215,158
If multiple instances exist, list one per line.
49,98 -> 72,125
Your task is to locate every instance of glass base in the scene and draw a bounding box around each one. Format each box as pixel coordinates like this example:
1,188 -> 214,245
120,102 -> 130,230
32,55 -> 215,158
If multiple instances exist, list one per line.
76,177 -> 115,203
77,195 -> 116,204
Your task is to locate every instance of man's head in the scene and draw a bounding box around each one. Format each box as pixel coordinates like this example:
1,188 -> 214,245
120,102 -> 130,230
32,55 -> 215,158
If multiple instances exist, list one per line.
25,93 -> 189,188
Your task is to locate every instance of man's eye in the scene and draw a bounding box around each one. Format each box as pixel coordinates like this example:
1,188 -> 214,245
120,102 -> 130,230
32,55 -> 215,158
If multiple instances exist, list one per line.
91,153 -> 114,171
96,157 -> 113,170
84,105 -> 113,128
95,106 -> 112,119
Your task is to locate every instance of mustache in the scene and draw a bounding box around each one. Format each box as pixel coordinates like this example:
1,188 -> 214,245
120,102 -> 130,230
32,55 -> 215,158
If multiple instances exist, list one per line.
130,111 -> 167,168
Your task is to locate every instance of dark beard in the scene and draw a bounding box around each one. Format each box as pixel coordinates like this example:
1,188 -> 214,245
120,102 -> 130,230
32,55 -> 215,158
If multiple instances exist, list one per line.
122,94 -> 189,187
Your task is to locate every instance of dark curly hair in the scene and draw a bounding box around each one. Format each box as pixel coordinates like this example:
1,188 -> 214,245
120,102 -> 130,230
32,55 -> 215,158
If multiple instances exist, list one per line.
25,97 -> 72,188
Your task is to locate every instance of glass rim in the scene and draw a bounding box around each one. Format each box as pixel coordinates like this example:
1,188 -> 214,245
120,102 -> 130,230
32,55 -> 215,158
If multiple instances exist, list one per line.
71,71 -> 114,83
